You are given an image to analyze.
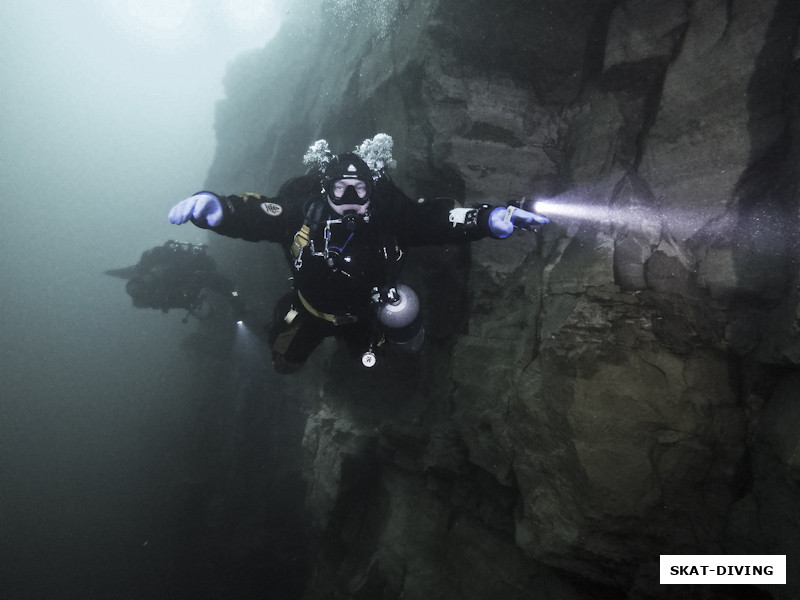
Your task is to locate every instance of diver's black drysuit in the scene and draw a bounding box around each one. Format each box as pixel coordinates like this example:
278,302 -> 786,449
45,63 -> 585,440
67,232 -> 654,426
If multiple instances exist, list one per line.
194,174 -> 500,372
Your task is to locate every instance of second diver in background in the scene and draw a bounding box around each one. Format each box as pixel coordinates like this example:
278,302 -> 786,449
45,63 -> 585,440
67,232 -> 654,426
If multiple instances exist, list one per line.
106,240 -> 242,323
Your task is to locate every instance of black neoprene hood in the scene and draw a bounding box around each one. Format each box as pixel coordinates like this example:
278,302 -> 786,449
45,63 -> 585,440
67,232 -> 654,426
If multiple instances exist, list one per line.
324,153 -> 372,183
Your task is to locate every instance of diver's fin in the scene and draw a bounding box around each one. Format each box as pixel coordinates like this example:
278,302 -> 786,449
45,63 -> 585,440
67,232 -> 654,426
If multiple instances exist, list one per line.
103,266 -> 137,280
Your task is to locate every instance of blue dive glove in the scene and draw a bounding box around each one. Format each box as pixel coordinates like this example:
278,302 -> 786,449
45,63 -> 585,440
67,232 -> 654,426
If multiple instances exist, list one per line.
168,192 -> 223,227
488,206 -> 549,239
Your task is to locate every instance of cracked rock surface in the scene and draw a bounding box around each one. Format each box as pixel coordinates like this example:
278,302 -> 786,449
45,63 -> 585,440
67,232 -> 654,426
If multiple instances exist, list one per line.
203,1 -> 800,598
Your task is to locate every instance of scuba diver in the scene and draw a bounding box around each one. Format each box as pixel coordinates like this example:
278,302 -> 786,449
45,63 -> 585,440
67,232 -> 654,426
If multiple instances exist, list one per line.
167,134 -> 548,373
105,240 -> 242,323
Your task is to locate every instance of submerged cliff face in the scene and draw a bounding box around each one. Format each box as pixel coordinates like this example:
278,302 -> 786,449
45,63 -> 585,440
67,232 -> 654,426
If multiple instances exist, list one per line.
205,0 -> 800,598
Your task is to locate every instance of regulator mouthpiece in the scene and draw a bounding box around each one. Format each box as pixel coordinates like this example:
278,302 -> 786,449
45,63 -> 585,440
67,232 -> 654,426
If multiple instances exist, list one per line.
342,211 -> 358,232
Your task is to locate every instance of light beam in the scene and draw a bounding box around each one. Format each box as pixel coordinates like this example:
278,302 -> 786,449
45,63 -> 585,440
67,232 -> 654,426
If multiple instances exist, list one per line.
526,190 -> 663,237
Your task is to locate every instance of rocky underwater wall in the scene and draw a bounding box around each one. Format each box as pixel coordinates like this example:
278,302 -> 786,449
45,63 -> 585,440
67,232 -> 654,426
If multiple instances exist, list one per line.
202,0 -> 800,598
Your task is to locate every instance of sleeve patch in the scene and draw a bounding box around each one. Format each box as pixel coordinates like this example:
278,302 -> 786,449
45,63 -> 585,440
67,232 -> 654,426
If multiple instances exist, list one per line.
260,202 -> 283,217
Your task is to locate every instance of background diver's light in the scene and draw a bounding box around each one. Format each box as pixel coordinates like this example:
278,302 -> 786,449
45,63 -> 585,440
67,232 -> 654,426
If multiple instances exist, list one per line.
236,320 -> 244,326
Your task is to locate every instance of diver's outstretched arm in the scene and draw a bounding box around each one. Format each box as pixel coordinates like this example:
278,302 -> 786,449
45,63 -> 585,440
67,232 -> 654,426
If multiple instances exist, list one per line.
168,192 -> 223,228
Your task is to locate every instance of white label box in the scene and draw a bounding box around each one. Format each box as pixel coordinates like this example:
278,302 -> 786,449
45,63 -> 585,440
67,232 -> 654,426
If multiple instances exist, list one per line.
660,555 -> 786,585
